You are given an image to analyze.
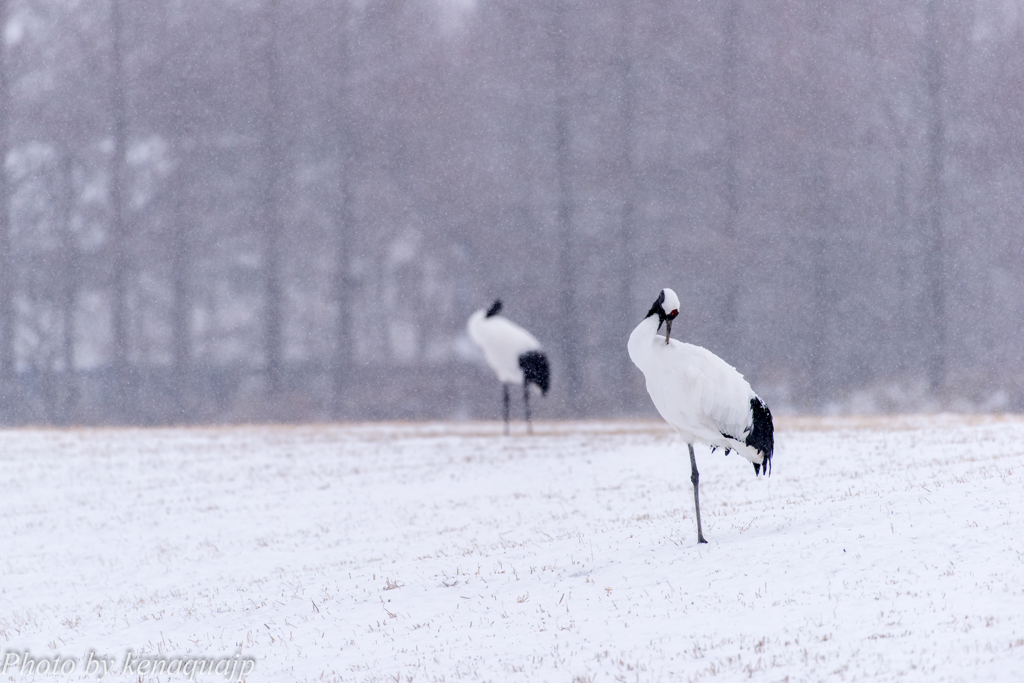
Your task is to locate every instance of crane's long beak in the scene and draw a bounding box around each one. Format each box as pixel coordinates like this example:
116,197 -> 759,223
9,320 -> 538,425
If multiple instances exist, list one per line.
664,317 -> 673,344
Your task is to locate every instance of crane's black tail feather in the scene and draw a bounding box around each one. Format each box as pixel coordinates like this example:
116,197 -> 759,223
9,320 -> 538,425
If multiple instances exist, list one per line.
518,351 -> 550,395
746,397 -> 774,476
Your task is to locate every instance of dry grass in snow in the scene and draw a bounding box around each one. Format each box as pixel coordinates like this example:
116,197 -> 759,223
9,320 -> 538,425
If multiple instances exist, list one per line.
1,416 -> 1023,681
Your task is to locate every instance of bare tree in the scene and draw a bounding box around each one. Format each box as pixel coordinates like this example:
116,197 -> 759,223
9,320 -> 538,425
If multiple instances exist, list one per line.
57,149 -> 80,424
331,0 -> 357,420
0,0 -> 12,416
170,159 -> 193,418
261,0 -> 286,397
719,0 -> 742,360
616,0 -> 638,412
109,0 -> 132,418
923,0 -> 947,391
801,3 -> 838,407
552,0 -> 578,414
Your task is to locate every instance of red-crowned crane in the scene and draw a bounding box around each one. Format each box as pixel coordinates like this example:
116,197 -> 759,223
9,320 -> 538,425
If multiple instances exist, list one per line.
467,300 -> 550,434
627,288 -> 773,544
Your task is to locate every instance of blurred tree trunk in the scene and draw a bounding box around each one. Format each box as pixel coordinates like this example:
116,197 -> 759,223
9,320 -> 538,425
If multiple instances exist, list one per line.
616,0 -> 636,412
171,161 -> 192,420
720,0 -> 741,360
552,0 -> 578,415
0,0 -> 13,418
261,0 -> 285,398
109,0 -> 131,419
894,157 -> 911,375
806,154 -> 833,408
804,5 -> 834,407
331,0 -> 355,420
870,14 -> 915,381
58,150 -> 80,425
923,0 -> 946,391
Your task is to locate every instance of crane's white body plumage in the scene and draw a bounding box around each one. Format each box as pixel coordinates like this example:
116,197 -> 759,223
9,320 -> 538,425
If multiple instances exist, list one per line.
467,301 -> 550,434
628,314 -> 764,468
467,309 -> 542,385
628,287 -> 773,543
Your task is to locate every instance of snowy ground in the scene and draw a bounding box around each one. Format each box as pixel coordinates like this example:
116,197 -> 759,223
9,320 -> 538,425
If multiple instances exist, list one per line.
1,416 -> 1023,682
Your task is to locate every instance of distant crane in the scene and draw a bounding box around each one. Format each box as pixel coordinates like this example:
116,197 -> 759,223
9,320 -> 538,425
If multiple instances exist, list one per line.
468,300 -> 550,434
627,288 -> 773,543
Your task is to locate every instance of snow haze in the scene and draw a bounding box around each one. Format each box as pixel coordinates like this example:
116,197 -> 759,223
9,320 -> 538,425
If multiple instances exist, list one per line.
0,0 -> 1021,424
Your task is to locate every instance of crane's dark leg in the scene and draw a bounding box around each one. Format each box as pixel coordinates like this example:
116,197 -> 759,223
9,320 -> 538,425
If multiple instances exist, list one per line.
523,382 -> 533,434
502,384 -> 510,435
689,444 -> 708,544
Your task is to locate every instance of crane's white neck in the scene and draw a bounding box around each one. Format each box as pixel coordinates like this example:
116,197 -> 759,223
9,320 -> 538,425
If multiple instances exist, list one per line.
627,313 -> 667,368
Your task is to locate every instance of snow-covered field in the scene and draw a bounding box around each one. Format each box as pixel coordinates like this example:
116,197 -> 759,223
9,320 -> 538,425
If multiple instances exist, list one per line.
1,416 -> 1023,682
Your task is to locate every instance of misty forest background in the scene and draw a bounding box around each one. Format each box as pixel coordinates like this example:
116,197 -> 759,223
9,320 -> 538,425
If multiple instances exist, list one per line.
0,0 -> 1022,425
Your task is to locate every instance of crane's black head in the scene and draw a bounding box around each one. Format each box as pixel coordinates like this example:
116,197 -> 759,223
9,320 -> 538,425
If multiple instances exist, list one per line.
486,300 -> 502,317
645,288 -> 680,343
